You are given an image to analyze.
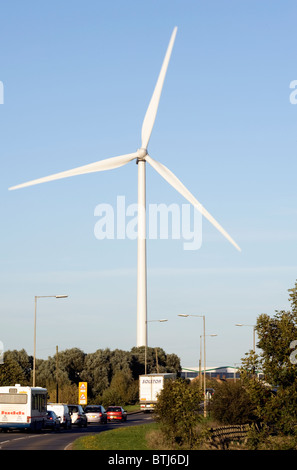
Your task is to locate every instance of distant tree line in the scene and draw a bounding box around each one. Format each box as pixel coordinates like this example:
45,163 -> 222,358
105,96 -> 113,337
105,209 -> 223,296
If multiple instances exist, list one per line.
0,346 -> 181,406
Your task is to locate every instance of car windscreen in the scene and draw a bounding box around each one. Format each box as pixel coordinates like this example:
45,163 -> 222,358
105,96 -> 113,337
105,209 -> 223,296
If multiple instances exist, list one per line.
69,406 -> 79,412
84,406 -> 101,412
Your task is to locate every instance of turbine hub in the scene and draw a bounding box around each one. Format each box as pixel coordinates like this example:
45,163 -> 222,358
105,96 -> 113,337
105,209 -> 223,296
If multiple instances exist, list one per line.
137,148 -> 147,160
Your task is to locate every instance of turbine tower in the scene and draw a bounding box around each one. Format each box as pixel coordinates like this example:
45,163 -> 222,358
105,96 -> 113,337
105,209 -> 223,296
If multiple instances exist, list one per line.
9,27 -> 241,348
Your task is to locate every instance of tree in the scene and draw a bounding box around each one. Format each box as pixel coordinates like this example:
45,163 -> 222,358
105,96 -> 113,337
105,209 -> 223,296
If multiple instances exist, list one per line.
54,383 -> 78,403
0,350 -> 29,386
288,282 -> 297,316
4,349 -> 32,384
109,349 -> 131,376
154,378 -> 203,449
244,280 -> 297,433
35,355 -> 70,396
166,353 -> 182,373
130,346 -> 181,377
209,380 -> 258,425
80,349 -> 111,400
0,351 -> 29,387
0,345 -> 182,407
101,370 -> 137,407
257,310 -> 297,387
58,348 -> 86,385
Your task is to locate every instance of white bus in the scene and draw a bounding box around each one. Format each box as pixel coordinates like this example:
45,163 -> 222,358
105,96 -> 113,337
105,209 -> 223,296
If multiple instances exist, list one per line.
0,384 -> 47,431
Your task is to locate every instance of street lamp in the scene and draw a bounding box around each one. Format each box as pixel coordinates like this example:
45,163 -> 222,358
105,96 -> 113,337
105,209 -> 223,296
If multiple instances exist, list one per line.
145,319 -> 168,374
178,314 -> 208,416
235,323 -> 256,352
33,295 -> 68,387
199,334 -> 217,388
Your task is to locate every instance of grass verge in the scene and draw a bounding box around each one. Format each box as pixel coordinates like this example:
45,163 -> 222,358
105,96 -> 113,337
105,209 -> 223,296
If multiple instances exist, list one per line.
72,422 -> 159,450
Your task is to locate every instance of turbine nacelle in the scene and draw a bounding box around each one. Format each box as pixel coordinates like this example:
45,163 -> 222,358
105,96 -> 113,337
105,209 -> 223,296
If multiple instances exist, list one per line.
136,148 -> 148,162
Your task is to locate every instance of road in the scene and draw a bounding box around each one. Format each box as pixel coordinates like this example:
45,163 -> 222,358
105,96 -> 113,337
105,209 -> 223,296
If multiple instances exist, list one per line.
0,412 -> 154,450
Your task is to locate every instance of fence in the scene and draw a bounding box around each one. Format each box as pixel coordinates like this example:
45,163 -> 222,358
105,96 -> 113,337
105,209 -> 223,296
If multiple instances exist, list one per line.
209,423 -> 262,449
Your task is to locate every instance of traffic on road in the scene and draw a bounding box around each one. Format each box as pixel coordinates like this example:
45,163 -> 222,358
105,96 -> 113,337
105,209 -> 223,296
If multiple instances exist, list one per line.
0,384 -> 152,450
0,407 -> 151,451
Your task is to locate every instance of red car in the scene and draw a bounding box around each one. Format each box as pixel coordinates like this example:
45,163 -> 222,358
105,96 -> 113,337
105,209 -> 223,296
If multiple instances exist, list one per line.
106,406 -> 127,422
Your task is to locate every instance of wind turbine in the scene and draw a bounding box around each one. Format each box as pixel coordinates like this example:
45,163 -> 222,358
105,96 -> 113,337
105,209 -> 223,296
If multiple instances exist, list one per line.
9,27 -> 241,348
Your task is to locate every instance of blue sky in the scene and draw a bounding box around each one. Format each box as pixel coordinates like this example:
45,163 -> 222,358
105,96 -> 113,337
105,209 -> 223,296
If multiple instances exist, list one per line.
1,1 -> 297,369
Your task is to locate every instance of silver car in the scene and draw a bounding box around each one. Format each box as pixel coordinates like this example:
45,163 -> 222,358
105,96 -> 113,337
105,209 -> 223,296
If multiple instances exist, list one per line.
68,404 -> 88,428
84,405 -> 107,424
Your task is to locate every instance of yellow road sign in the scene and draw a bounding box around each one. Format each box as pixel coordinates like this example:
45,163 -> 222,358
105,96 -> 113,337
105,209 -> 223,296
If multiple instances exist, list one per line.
78,382 -> 87,405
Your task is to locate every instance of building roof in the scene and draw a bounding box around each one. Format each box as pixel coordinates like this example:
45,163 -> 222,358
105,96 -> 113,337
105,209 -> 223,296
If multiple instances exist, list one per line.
182,365 -> 240,373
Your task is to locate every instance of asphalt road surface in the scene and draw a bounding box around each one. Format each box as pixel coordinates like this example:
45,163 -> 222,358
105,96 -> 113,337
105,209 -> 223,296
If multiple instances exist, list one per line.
0,412 -> 153,450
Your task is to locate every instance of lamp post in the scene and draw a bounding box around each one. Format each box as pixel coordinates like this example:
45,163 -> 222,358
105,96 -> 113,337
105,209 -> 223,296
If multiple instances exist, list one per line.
235,323 -> 256,352
145,319 -> 168,374
178,314 -> 207,416
33,295 -> 68,387
199,334 -> 217,388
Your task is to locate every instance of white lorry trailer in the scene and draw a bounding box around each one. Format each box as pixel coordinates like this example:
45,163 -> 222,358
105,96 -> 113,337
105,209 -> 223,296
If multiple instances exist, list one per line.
139,373 -> 176,411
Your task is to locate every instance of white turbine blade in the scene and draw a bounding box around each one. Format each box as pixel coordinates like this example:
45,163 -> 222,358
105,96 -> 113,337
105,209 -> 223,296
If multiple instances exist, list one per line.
9,152 -> 138,190
141,27 -> 178,150
145,155 -> 241,252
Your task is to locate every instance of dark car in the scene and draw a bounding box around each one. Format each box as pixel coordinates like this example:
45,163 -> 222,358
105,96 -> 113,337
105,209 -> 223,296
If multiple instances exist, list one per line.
44,410 -> 61,431
106,406 -> 127,422
84,405 -> 107,424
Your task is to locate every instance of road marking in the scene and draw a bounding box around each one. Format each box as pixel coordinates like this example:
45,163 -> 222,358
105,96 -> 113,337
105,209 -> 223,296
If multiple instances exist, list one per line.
0,432 -> 52,449
64,442 -> 73,451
